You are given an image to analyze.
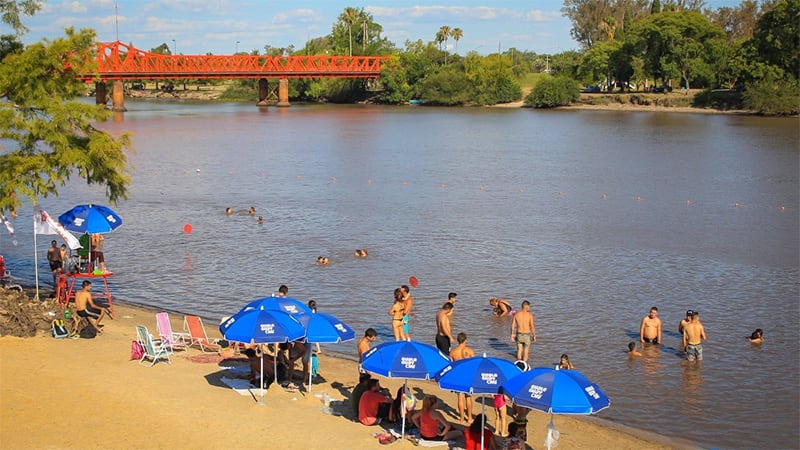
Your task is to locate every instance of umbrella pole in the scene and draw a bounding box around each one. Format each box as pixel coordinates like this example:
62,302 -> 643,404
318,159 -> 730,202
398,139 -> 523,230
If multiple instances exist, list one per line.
481,395 -> 486,450
33,215 -> 40,301
401,379 -> 407,438
546,413 -> 555,450
259,351 -> 265,404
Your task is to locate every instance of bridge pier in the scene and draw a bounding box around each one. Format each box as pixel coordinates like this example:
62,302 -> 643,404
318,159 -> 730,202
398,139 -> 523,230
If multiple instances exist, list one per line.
277,78 -> 290,107
112,80 -> 126,112
257,78 -> 269,106
95,82 -> 107,106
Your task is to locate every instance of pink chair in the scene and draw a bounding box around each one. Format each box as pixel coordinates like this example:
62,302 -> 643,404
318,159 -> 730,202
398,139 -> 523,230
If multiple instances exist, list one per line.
155,312 -> 189,352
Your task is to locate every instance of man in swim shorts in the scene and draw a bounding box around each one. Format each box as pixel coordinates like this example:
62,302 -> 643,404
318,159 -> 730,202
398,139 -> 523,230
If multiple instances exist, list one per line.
46,240 -> 62,287
449,333 -> 475,424
682,311 -> 707,363
435,302 -> 454,354
640,306 -> 662,345
510,300 -> 536,362
401,285 -> 414,341
75,280 -> 105,333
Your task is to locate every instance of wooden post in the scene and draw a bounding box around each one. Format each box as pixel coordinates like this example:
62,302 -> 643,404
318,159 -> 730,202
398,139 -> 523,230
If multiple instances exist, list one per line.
95,82 -> 107,107
277,78 -> 290,107
111,80 -> 126,112
257,78 -> 269,106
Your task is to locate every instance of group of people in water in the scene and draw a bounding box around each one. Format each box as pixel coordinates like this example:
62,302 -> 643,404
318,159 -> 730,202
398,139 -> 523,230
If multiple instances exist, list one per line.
225,206 -> 263,224
316,249 -> 368,266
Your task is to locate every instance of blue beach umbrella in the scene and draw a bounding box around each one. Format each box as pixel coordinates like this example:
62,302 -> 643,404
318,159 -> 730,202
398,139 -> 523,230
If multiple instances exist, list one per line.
241,296 -> 312,315
58,204 -> 123,234
500,366 -> 611,450
436,354 -> 522,449
219,306 -> 306,404
360,340 -> 450,438
295,312 -> 355,391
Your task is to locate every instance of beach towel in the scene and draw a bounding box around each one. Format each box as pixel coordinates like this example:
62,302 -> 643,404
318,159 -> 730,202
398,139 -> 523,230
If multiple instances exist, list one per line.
220,377 -> 255,396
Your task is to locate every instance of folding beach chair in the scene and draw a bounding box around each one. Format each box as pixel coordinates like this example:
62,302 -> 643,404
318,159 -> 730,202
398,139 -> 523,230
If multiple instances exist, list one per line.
155,312 -> 190,352
184,315 -> 221,352
135,325 -> 172,367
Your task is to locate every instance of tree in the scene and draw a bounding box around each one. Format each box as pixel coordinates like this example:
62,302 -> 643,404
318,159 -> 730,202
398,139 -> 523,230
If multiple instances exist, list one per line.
0,0 -> 42,34
439,25 -> 451,63
0,27 -> 132,214
562,0 -> 651,49
342,7 -> 359,56
418,66 -> 471,105
706,0 -> 760,44
524,75 -> 580,108
452,28 -> 463,54
747,0 -> 799,81
628,10 -> 725,89
0,34 -> 24,60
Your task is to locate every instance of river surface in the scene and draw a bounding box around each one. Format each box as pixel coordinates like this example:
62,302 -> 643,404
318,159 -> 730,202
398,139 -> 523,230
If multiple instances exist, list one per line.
2,101 -> 798,449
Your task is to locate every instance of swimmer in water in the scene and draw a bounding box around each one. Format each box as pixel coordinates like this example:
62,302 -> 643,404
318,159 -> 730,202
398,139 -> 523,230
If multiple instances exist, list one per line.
627,341 -> 642,356
316,256 -> 329,265
225,207 -> 233,216
748,328 -> 764,344
248,206 -> 256,215
257,215 -> 264,224
489,298 -> 514,316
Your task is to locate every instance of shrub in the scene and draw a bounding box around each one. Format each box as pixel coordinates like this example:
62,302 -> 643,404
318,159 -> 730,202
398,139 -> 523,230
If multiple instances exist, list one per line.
742,76 -> 800,116
524,76 -> 580,108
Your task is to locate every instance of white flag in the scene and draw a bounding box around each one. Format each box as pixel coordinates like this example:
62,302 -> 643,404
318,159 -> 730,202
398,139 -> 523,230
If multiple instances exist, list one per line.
34,208 -> 82,250
0,214 -> 13,235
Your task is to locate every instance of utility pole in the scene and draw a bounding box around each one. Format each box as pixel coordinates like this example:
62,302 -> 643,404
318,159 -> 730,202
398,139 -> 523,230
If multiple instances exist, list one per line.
171,39 -> 176,55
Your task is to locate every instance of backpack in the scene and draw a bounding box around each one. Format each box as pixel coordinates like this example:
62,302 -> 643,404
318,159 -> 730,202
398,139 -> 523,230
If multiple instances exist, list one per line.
131,340 -> 145,360
52,319 -> 69,339
79,324 -> 97,339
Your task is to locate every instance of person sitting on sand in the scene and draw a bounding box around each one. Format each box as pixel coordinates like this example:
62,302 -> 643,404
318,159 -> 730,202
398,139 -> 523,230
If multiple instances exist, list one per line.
489,298 -> 513,316
465,413 -> 497,450
75,280 -> 105,333
351,373 -> 372,418
627,341 -> 642,357
558,353 -> 574,370
359,379 -> 395,426
411,395 -> 463,442
748,328 -> 764,344
502,422 -> 524,450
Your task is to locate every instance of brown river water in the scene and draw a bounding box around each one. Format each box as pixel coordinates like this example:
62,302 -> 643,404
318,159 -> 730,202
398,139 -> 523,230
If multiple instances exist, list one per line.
2,101 -> 798,449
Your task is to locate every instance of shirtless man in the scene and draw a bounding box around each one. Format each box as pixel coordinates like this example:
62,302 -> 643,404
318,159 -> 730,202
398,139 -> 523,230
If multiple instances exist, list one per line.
510,300 -> 536,362
401,285 -> 414,341
640,306 -> 662,345
90,234 -> 107,273
435,302 -> 455,354
389,289 -> 406,341
447,292 -> 457,306
277,285 -> 288,297
682,311 -> 707,363
357,328 -> 377,371
489,298 -> 512,316
75,280 -> 105,333
677,310 -> 693,351
450,332 -> 475,424
46,240 -> 62,286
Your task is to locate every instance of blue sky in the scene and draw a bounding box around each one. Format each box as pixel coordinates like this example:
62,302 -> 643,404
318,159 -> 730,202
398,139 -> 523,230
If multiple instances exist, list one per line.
9,0 -> 742,56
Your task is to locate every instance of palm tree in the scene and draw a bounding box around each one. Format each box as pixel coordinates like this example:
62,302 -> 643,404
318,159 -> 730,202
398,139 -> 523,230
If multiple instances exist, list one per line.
439,25 -> 451,64
452,27 -> 463,54
343,7 -> 359,56
435,30 -> 445,51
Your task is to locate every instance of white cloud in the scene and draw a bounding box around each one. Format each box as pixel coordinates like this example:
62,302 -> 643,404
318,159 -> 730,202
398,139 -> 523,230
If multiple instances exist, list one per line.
366,5 -> 560,22
273,8 -> 323,24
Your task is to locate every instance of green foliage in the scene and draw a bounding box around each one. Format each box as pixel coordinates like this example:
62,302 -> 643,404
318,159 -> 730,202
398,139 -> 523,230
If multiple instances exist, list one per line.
692,89 -> 744,110
418,66 -> 470,106
1,0 -> 42,34
0,34 -> 23,61
464,54 -> 521,105
742,75 -> 800,115
0,28 -> 132,214
219,79 -> 258,101
748,0 -> 799,82
524,76 -> 580,108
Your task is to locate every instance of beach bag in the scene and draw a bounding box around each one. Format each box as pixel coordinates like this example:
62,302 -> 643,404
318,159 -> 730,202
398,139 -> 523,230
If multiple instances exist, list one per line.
131,340 -> 145,360
52,319 -> 69,339
79,324 -> 97,339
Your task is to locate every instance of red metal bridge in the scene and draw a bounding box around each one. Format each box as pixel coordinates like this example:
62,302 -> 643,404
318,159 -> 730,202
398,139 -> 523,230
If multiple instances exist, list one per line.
83,42 -> 390,109
81,41 -> 389,81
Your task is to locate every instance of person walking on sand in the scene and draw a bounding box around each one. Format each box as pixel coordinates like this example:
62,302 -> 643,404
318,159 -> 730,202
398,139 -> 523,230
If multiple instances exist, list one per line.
46,240 -> 63,287
435,302 -> 455,354
450,332 -> 475,424
357,328 -> 377,371
389,289 -> 406,341
401,284 -> 414,341
640,306 -> 662,345
75,280 -> 105,333
683,311 -> 707,363
510,300 -> 536,363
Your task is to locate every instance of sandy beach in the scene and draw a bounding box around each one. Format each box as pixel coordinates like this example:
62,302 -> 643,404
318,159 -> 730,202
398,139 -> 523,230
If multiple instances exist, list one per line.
0,299 -> 698,450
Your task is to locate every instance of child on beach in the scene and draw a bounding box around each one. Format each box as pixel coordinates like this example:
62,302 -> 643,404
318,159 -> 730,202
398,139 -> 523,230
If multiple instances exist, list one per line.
502,422 -> 524,450
627,341 -> 642,357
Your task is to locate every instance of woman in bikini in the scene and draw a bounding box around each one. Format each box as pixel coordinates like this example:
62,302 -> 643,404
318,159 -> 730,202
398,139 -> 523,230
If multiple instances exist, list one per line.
389,288 -> 406,341
489,298 -> 513,316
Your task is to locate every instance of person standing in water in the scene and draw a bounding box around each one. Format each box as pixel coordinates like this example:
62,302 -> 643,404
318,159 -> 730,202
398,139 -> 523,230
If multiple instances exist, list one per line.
510,300 -> 536,363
